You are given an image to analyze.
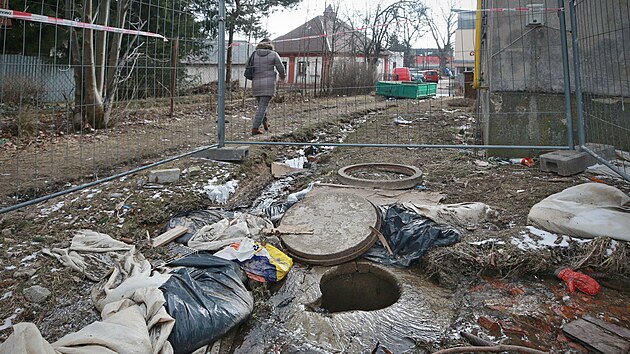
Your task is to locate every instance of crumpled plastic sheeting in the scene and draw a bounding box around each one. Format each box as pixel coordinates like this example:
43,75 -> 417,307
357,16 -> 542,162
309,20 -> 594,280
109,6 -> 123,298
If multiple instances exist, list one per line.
91,249 -> 171,313
0,287 -> 175,354
528,183 -> 630,242
187,213 -> 273,251
43,230 -> 134,281
161,253 -> 254,354
405,202 -> 494,228
363,204 -> 461,267
165,209 -> 232,244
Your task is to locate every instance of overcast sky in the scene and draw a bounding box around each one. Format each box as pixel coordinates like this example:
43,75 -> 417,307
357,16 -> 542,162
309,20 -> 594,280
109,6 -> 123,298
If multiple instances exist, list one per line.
258,0 -> 476,48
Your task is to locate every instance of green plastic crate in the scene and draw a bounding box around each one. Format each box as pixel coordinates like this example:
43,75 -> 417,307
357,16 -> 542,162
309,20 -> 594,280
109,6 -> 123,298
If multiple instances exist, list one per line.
376,81 -> 437,99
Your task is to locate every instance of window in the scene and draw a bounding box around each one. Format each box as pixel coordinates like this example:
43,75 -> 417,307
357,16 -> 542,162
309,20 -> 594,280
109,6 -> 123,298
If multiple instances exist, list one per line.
298,61 -> 307,75
458,12 -> 476,30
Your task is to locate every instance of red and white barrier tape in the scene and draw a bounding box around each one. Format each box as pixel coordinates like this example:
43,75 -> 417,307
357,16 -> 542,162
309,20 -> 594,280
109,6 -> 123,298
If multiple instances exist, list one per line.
0,9 -> 167,41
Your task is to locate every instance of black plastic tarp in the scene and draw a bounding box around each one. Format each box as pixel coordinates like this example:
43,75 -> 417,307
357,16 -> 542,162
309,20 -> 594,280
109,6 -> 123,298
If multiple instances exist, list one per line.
362,204 -> 461,267
160,252 -> 254,354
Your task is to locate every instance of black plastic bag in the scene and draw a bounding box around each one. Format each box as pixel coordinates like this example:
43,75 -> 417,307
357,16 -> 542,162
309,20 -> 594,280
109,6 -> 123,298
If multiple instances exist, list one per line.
244,53 -> 255,80
161,252 -> 254,354
362,204 -> 460,267
164,209 -> 233,244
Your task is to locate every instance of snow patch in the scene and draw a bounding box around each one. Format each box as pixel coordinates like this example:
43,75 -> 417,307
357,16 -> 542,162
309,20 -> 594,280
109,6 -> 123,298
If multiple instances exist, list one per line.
512,226 -> 591,251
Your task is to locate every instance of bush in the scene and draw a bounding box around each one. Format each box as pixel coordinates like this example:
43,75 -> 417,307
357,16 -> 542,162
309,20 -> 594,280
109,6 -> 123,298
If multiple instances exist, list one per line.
330,61 -> 377,96
0,76 -> 45,106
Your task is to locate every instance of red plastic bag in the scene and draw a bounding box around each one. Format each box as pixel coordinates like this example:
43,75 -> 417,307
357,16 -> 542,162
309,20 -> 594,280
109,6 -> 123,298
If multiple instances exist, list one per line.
555,268 -> 601,295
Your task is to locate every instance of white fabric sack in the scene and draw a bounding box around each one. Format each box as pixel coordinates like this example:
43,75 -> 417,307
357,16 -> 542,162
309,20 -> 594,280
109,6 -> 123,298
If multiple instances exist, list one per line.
527,183 -> 630,241
406,202 -> 493,228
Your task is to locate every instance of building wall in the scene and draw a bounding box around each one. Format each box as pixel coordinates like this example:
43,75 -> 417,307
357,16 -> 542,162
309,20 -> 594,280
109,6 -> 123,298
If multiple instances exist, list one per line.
453,28 -> 475,75
185,64 -> 249,88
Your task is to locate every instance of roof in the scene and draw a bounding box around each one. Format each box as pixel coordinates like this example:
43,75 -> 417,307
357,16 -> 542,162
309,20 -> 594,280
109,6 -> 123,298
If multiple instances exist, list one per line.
183,40 -> 256,65
273,9 -> 358,55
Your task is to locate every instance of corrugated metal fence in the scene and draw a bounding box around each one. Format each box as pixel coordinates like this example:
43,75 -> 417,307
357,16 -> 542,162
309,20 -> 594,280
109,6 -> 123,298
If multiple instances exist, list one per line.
0,54 -> 75,103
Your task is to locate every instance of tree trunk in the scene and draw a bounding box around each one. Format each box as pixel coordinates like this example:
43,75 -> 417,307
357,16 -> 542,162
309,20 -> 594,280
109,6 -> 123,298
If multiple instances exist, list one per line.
95,0 -> 111,93
225,0 -> 241,85
104,0 -> 129,105
226,24 -> 234,84
65,0 -> 84,130
82,0 -> 106,128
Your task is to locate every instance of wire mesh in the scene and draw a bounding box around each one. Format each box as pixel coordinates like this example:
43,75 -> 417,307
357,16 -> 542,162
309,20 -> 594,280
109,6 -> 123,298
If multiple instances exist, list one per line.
2,0 -> 603,212
0,0 -> 218,211
572,0 -> 630,181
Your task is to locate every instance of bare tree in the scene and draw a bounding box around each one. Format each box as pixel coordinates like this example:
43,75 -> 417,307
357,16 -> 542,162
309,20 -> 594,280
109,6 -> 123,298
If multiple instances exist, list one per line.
395,1 -> 430,67
344,0 -> 420,75
66,0 -> 133,129
425,0 -> 458,74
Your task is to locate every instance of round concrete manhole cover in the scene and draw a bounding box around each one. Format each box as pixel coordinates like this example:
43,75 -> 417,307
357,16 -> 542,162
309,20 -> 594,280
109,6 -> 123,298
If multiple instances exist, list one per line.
279,189 -> 379,266
337,163 -> 423,190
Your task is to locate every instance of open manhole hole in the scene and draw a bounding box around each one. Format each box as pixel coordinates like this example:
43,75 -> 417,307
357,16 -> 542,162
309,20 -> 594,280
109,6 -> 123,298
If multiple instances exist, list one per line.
318,263 -> 400,313
337,163 -> 423,190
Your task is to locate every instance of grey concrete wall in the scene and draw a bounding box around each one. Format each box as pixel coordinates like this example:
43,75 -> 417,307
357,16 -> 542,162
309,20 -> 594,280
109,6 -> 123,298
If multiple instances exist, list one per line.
575,0 -> 630,97
486,0 -> 568,93
483,92 -> 570,157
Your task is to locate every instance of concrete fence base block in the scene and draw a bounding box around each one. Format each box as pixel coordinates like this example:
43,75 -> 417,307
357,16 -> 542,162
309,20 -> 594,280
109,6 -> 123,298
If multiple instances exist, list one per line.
539,150 -> 589,176
192,146 -> 249,162
579,143 -> 617,165
148,168 -> 181,184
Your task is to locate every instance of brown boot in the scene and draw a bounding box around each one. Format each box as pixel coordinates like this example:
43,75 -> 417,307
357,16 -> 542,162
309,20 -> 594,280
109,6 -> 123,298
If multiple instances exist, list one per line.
262,121 -> 270,131
251,128 -> 263,136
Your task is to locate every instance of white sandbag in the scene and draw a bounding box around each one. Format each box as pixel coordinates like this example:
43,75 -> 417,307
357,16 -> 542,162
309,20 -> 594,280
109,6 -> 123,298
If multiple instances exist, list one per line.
527,183 -> 630,241
0,323 -> 57,354
406,202 -> 494,228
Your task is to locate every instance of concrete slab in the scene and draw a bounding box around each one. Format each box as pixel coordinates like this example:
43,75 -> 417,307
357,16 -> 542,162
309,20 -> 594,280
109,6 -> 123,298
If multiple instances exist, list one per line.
279,187 -> 379,266
539,150 -> 589,176
192,146 -> 249,162
147,168 -> 180,184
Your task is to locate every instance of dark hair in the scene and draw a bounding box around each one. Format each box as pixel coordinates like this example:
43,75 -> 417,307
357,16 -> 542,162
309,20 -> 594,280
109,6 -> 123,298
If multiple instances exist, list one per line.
261,37 -> 271,43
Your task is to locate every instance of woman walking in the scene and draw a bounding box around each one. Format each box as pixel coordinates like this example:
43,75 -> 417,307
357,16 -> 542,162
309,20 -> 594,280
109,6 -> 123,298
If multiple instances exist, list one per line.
250,38 -> 286,135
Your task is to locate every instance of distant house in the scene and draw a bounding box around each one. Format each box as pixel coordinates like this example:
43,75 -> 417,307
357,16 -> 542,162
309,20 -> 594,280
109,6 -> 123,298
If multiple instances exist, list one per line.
182,39 -> 256,88
273,5 -> 401,85
412,48 -> 446,70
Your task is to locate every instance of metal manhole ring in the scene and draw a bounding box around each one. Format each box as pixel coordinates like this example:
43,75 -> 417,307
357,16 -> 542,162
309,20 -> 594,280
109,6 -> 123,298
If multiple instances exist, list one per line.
337,163 -> 423,190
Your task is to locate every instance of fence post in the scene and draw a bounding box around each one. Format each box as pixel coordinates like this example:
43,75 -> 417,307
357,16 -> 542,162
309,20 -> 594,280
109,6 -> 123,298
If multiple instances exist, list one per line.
217,0 -> 226,148
558,0 -> 574,149
568,0 -> 585,147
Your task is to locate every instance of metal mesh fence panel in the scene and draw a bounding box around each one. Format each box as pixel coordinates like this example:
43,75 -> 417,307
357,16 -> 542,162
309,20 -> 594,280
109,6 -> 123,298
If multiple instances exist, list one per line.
0,0 -> 219,211
572,0 -> 630,181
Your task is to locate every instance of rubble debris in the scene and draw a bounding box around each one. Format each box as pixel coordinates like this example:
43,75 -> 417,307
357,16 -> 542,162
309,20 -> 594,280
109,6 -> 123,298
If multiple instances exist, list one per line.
23,285 -> 50,303
148,168 -> 181,184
